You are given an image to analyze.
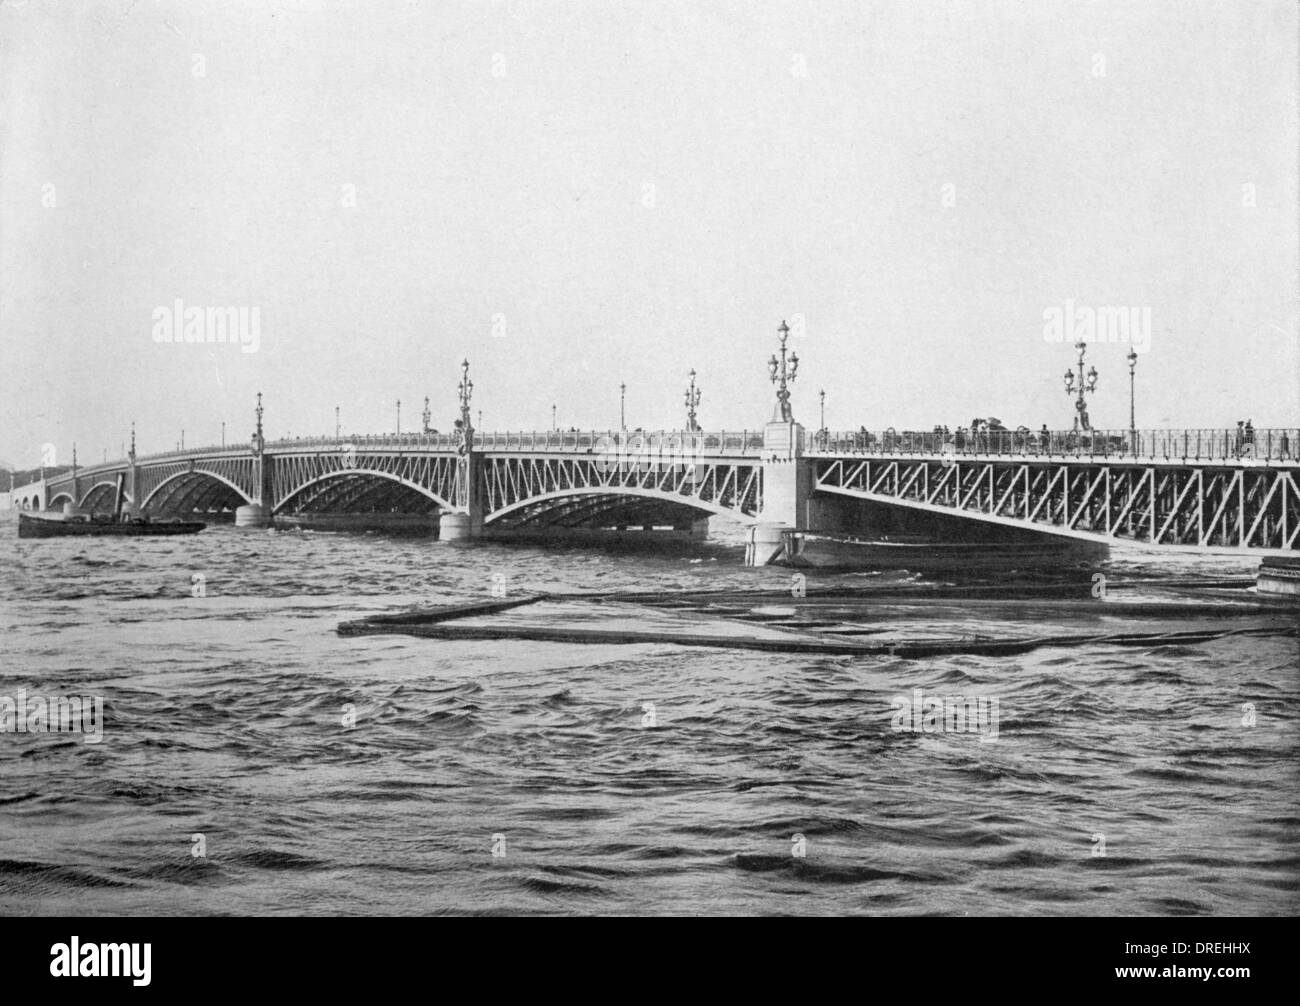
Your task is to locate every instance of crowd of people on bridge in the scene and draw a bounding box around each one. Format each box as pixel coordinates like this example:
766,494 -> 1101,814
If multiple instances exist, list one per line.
814,416 -> 1291,460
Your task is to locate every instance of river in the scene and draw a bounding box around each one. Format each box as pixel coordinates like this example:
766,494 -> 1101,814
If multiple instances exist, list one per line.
1,511 -> 1296,915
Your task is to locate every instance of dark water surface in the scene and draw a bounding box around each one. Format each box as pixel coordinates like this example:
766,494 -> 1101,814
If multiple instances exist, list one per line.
1,511 -> 1296,916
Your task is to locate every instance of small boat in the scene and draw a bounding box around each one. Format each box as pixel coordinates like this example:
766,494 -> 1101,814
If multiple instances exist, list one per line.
17,472 -> 205,538
19,511 -> 205,538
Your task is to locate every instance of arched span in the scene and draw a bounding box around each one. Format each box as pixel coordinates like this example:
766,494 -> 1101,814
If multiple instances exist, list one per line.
273,468 -> 455,514
485,486 -> 748,525
79,481 -> 130,510
141,469 -> 254,512
48,493 -> 73,508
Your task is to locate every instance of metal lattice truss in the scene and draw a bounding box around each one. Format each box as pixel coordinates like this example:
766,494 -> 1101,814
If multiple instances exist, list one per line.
270,451 -> 459,512
480,455 -> 761,525
75,482 -> 126,511
136,457 -> 260,513
45,456 -> 262,513
46,450 -> 463,516
815,457 -> 1300,553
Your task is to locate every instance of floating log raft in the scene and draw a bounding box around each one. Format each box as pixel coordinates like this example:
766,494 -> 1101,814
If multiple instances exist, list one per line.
336,580 -> 1297,658
338,594 -> 547,633
338,616 -> 1291,658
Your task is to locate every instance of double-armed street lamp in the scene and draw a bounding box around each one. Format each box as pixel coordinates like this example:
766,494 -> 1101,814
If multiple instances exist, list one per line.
768,320 -> 799,422
457,359 -> 474,447
684,369 -> 701,432
1064,340 -> 1098,431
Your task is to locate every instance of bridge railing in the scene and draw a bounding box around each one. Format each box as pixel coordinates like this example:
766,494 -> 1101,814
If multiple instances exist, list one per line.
470,430 -> 763,454
256,430 -> 766,455
97,430 -> 767,464
57,426 -> 1299,473
100,443 -> 254,465
809,428 -> 1300,463
263,433 -> 464,452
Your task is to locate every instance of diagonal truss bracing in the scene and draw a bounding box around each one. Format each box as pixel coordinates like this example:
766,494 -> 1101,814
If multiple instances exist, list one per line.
480,455 -> 761,523
813,457 -> 1300,553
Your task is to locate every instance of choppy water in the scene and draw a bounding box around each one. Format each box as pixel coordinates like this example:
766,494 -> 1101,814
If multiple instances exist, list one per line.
1,509 -> 1296,916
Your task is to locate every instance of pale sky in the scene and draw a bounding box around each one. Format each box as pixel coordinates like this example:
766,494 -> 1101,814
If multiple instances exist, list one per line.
1,0 -> 1296,467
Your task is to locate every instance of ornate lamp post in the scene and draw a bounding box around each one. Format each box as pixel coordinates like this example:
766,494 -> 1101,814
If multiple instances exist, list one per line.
819,389 -> 826,433
620,382 -> 626,431
253,392 -> 264,454
457,359 -> 474,450
335,406 -> 340,440
129,423 -> 136,464
222,420 -> 226,447
768,320 -> 799,423
684,369 -> 701,431
422,396 -> 432,435
1126,348 -> 1138,452
1063,340 -> 1098,431
552,404 -> 557,431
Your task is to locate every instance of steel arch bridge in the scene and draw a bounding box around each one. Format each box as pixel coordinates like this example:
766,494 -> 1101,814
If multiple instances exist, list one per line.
37,431 -> 767,528
28,424 -> 1300,556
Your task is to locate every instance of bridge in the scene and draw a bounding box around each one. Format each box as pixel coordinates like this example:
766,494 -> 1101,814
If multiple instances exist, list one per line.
13,335 -> 1300,564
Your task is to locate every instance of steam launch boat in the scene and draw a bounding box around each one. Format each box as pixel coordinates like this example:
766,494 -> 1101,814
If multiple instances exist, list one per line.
18,512 -> 206,538
17,473 -> 205,538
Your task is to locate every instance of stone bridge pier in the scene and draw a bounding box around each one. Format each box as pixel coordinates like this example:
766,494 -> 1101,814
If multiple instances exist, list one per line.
234,396 -> 276,528
437,450 -> 482,541
744,421 -> 849,566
